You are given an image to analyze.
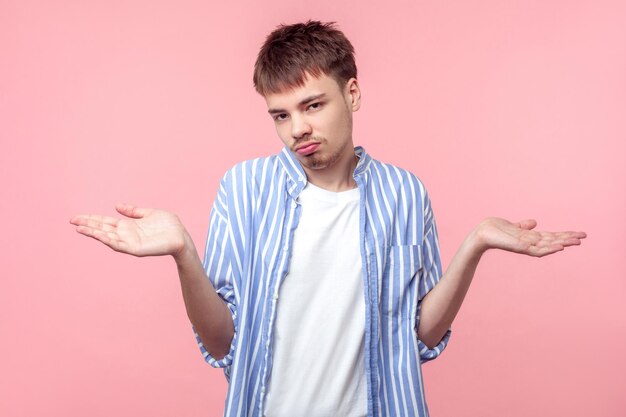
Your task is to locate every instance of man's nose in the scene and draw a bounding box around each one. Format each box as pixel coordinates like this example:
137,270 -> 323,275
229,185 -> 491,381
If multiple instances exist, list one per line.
291,114 -> 312,140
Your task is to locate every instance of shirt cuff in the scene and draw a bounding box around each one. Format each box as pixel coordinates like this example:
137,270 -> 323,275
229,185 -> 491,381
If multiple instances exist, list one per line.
418,328 -> 451,364
192,301 -> 238,369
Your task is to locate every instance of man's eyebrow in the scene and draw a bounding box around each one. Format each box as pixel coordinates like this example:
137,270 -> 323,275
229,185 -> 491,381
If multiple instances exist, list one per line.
267,93 -> 327,115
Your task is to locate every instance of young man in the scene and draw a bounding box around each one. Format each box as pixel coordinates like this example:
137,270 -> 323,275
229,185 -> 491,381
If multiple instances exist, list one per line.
70,21 -> 586,417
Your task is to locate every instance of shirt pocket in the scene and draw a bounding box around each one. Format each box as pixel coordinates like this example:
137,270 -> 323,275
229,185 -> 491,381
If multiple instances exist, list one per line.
382,244 -> 423,318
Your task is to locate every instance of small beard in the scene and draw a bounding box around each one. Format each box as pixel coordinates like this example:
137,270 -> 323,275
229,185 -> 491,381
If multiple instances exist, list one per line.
303,153 -> 335,169
299,145 -> 344,171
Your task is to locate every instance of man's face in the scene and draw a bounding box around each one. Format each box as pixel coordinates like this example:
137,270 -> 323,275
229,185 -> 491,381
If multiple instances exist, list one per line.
264,72 -> 361,172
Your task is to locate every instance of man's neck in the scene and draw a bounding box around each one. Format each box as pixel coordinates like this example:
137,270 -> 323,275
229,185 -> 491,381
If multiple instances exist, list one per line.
303,147 -> 359,192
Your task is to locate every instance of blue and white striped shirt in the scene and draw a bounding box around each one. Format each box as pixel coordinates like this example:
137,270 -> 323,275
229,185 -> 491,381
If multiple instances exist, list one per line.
193,146 -> 451,417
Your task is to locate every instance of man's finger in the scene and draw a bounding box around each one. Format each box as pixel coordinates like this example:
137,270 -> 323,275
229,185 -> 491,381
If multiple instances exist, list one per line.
516,219 -> 537,230
76,226 -> 118,245
115,203 -> 147,219
70,214 -> 119,227
78,218 -> 117,232
528,245 -> 563,257
76,226 -> 135,253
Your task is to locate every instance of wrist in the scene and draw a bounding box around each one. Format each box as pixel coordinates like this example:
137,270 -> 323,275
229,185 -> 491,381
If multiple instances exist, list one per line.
172,230 -> 197,264
465,224 -> 490,257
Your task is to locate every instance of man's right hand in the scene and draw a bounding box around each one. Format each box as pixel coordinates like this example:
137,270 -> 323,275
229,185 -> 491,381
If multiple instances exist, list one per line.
69,203 -> 188,258
70,203 -> 235,360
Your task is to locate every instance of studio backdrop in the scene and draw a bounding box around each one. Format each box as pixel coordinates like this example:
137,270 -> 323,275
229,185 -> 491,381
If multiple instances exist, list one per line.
1,1 -> 624,416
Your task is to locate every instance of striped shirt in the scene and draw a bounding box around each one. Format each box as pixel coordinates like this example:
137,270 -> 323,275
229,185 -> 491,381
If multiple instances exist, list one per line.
192,146 -> 451,417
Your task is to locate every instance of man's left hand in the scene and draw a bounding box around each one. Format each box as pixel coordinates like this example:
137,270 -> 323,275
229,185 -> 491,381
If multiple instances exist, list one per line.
471,218 -> 587,257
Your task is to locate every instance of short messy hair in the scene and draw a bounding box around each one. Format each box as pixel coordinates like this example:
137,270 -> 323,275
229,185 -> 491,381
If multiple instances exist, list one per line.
253,20 -> 357,96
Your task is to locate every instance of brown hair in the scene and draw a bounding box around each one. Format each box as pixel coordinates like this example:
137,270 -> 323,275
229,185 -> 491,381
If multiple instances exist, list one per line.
253,20 -> 357,96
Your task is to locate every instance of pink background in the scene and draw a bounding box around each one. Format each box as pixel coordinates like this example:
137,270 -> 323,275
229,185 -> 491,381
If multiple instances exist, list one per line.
2,0 -> 625,416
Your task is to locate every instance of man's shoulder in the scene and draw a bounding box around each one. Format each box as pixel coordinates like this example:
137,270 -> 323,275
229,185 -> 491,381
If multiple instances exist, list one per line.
367,156 -> 427,195
220,152 -> 284,185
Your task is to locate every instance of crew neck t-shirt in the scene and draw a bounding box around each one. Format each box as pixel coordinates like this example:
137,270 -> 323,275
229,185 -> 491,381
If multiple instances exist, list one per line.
263,182 -> 367,417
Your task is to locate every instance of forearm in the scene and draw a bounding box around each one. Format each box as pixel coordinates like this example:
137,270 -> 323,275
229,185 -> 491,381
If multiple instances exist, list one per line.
174,232 -> 234,360
417,227 -> 485,349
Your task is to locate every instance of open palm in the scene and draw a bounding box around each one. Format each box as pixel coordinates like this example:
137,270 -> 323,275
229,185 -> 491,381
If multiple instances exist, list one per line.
69,203 -> 187,257
476,217 -> 586,257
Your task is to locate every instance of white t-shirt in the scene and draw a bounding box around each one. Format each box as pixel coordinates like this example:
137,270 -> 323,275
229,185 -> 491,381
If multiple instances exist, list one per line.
263,182 -> 368,417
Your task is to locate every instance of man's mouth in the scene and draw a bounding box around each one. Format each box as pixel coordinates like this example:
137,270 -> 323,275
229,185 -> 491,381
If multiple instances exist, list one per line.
295,142 -> 320,156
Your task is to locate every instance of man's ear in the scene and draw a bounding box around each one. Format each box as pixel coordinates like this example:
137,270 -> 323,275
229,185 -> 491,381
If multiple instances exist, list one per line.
345,77 -> 361,112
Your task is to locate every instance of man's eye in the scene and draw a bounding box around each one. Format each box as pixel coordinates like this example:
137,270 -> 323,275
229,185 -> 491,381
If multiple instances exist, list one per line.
308,103 -> 322,110
275,114 -> 288,121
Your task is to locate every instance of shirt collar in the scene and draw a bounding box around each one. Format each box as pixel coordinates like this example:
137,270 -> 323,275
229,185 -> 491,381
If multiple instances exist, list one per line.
277,145 -> 372,198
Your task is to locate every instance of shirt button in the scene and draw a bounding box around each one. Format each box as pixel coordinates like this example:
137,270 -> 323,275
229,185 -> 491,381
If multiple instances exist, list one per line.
272,294 -> 279,301
261,386 -> 265,393
266,339 -> 270,347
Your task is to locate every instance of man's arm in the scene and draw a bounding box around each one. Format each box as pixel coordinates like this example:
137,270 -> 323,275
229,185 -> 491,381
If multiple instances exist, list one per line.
417,217 -> 586,349
174,233 -> 234,360
70,203 -> 234,359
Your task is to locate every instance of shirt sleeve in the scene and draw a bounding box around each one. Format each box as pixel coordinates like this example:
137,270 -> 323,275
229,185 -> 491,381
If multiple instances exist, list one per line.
415,186 -> 451,364
191,177 -> 239,370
